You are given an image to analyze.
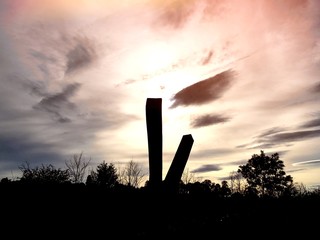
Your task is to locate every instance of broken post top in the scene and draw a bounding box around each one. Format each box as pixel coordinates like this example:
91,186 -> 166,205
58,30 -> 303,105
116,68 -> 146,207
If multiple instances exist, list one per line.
164,134 -> 194,188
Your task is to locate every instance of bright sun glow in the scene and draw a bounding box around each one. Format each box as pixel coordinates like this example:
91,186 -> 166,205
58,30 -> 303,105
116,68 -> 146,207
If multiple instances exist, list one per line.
140,41 -> 176,73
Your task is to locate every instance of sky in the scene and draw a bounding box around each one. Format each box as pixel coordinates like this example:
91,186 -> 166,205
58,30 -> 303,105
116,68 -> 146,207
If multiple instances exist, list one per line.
1,0 -> 320,188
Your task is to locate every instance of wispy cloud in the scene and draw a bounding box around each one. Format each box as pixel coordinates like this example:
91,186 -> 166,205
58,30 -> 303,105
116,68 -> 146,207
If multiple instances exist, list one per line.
190,113 -> 230,128
292,159 -> 320,166
191,148 -> 236,159
170,70 -> 235,108
300,114 -> 320,128
267,129 -> 320,143
238,125 -> 320,149
314,82 -> 320,93
191,164 -> 222,173
200,50 -> 213,65
65,36 -> 98,74
154,0 -> 197,29
286,168 -> 306,173
33,83 -> 81,123
256,127 -> 288,138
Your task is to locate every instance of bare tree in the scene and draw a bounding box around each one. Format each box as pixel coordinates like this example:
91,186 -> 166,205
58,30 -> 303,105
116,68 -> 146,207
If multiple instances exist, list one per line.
65,152 -> 91,183
294,182 -> 308,196
119,160 -> 146,188
229,170 -> 246,194
181,168 -> 199,184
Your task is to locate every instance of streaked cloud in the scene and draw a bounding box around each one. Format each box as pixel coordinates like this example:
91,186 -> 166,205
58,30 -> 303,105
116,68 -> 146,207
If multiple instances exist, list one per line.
314,82 -> 320,93
238,125 -> 320,149
268,129 -> 320,143
33,83 -> 81,123
190,113 -> 230,128
191,164 -> 222,173
200,50 -> 213,65
153,0 -> 197,29
170,70 -> 234,108
256,127 -> 288,138
65,36 -> 98,74
300,114 -> 320,128
286,168 -> 306,173
191,148 -> 236,159
292,159 -> 320,167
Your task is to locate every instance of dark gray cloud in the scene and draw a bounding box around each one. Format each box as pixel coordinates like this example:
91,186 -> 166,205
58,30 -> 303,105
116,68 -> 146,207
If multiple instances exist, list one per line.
190,113 -> 230,128
65,36 -> 98,74
191,164 -> 222,173
0,135 -> 64,178
33,83 -> 81,123
256,127 -> 288,138
238,127 -> 320,149
170,70 -> 234,108
218,176 -> 233,181
268,129 -> 320,143
300,115 -> 320,128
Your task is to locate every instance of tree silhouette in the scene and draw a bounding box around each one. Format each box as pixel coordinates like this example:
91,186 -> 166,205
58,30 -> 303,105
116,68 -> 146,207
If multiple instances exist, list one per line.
229,170 -> 246,194
86,161 -> 118,188
119,160 -> 146,188
65,151 -> 91,183
238,150 -> 293,197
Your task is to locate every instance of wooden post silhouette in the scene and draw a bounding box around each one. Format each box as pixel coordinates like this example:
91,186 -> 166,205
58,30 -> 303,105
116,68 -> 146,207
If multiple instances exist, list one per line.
146,98 -> 194,193
146,98 -> 163,190
164,134 -> 194,192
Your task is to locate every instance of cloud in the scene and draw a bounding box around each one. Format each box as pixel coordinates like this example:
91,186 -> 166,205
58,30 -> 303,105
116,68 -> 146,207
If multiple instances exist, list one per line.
200,50 -> 213,65
191,148 -> 236,159
256,127 -> 288,138
190,113 -> 230,128
191,164 -> 222,173
292,159 -> 320,167
314,82 -> 320,93
33,82 -> 81,123
286,168 -> 306,173
267,129 -> 320,143
218,176 -> 232,181
65,36 -> 98,74
0,134 -> 63,178
154,0 -> 197,29
300,115 -> 320,128
170,70 -> 235,108
238,124 -> 320,149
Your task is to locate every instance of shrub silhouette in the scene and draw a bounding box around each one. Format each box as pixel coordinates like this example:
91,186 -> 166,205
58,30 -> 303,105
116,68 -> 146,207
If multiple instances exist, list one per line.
19,161 -> 70,184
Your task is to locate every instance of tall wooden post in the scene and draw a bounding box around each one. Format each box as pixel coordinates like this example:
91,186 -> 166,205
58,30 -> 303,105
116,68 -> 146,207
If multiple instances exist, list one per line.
146,98 -> 163,190
164,134 -> 194,192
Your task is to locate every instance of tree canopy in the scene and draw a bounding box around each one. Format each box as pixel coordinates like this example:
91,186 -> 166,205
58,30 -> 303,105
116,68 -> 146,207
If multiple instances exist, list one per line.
86,161 -> 118,188
238,150 -> 293,197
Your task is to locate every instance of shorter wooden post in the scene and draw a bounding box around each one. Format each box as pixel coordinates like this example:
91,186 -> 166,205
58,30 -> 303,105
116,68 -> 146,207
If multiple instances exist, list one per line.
164,134 -> 194,192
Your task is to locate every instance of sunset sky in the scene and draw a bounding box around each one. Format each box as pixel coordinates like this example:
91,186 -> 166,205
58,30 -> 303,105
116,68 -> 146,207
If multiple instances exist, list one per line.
1,0 -> 320,188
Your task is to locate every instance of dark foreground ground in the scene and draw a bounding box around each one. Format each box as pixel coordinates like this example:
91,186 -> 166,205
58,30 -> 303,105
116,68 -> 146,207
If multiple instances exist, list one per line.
1,184 -> 319,238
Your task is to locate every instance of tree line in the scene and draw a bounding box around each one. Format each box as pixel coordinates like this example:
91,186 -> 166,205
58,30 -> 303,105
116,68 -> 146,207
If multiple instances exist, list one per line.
0,150 -> 319,198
